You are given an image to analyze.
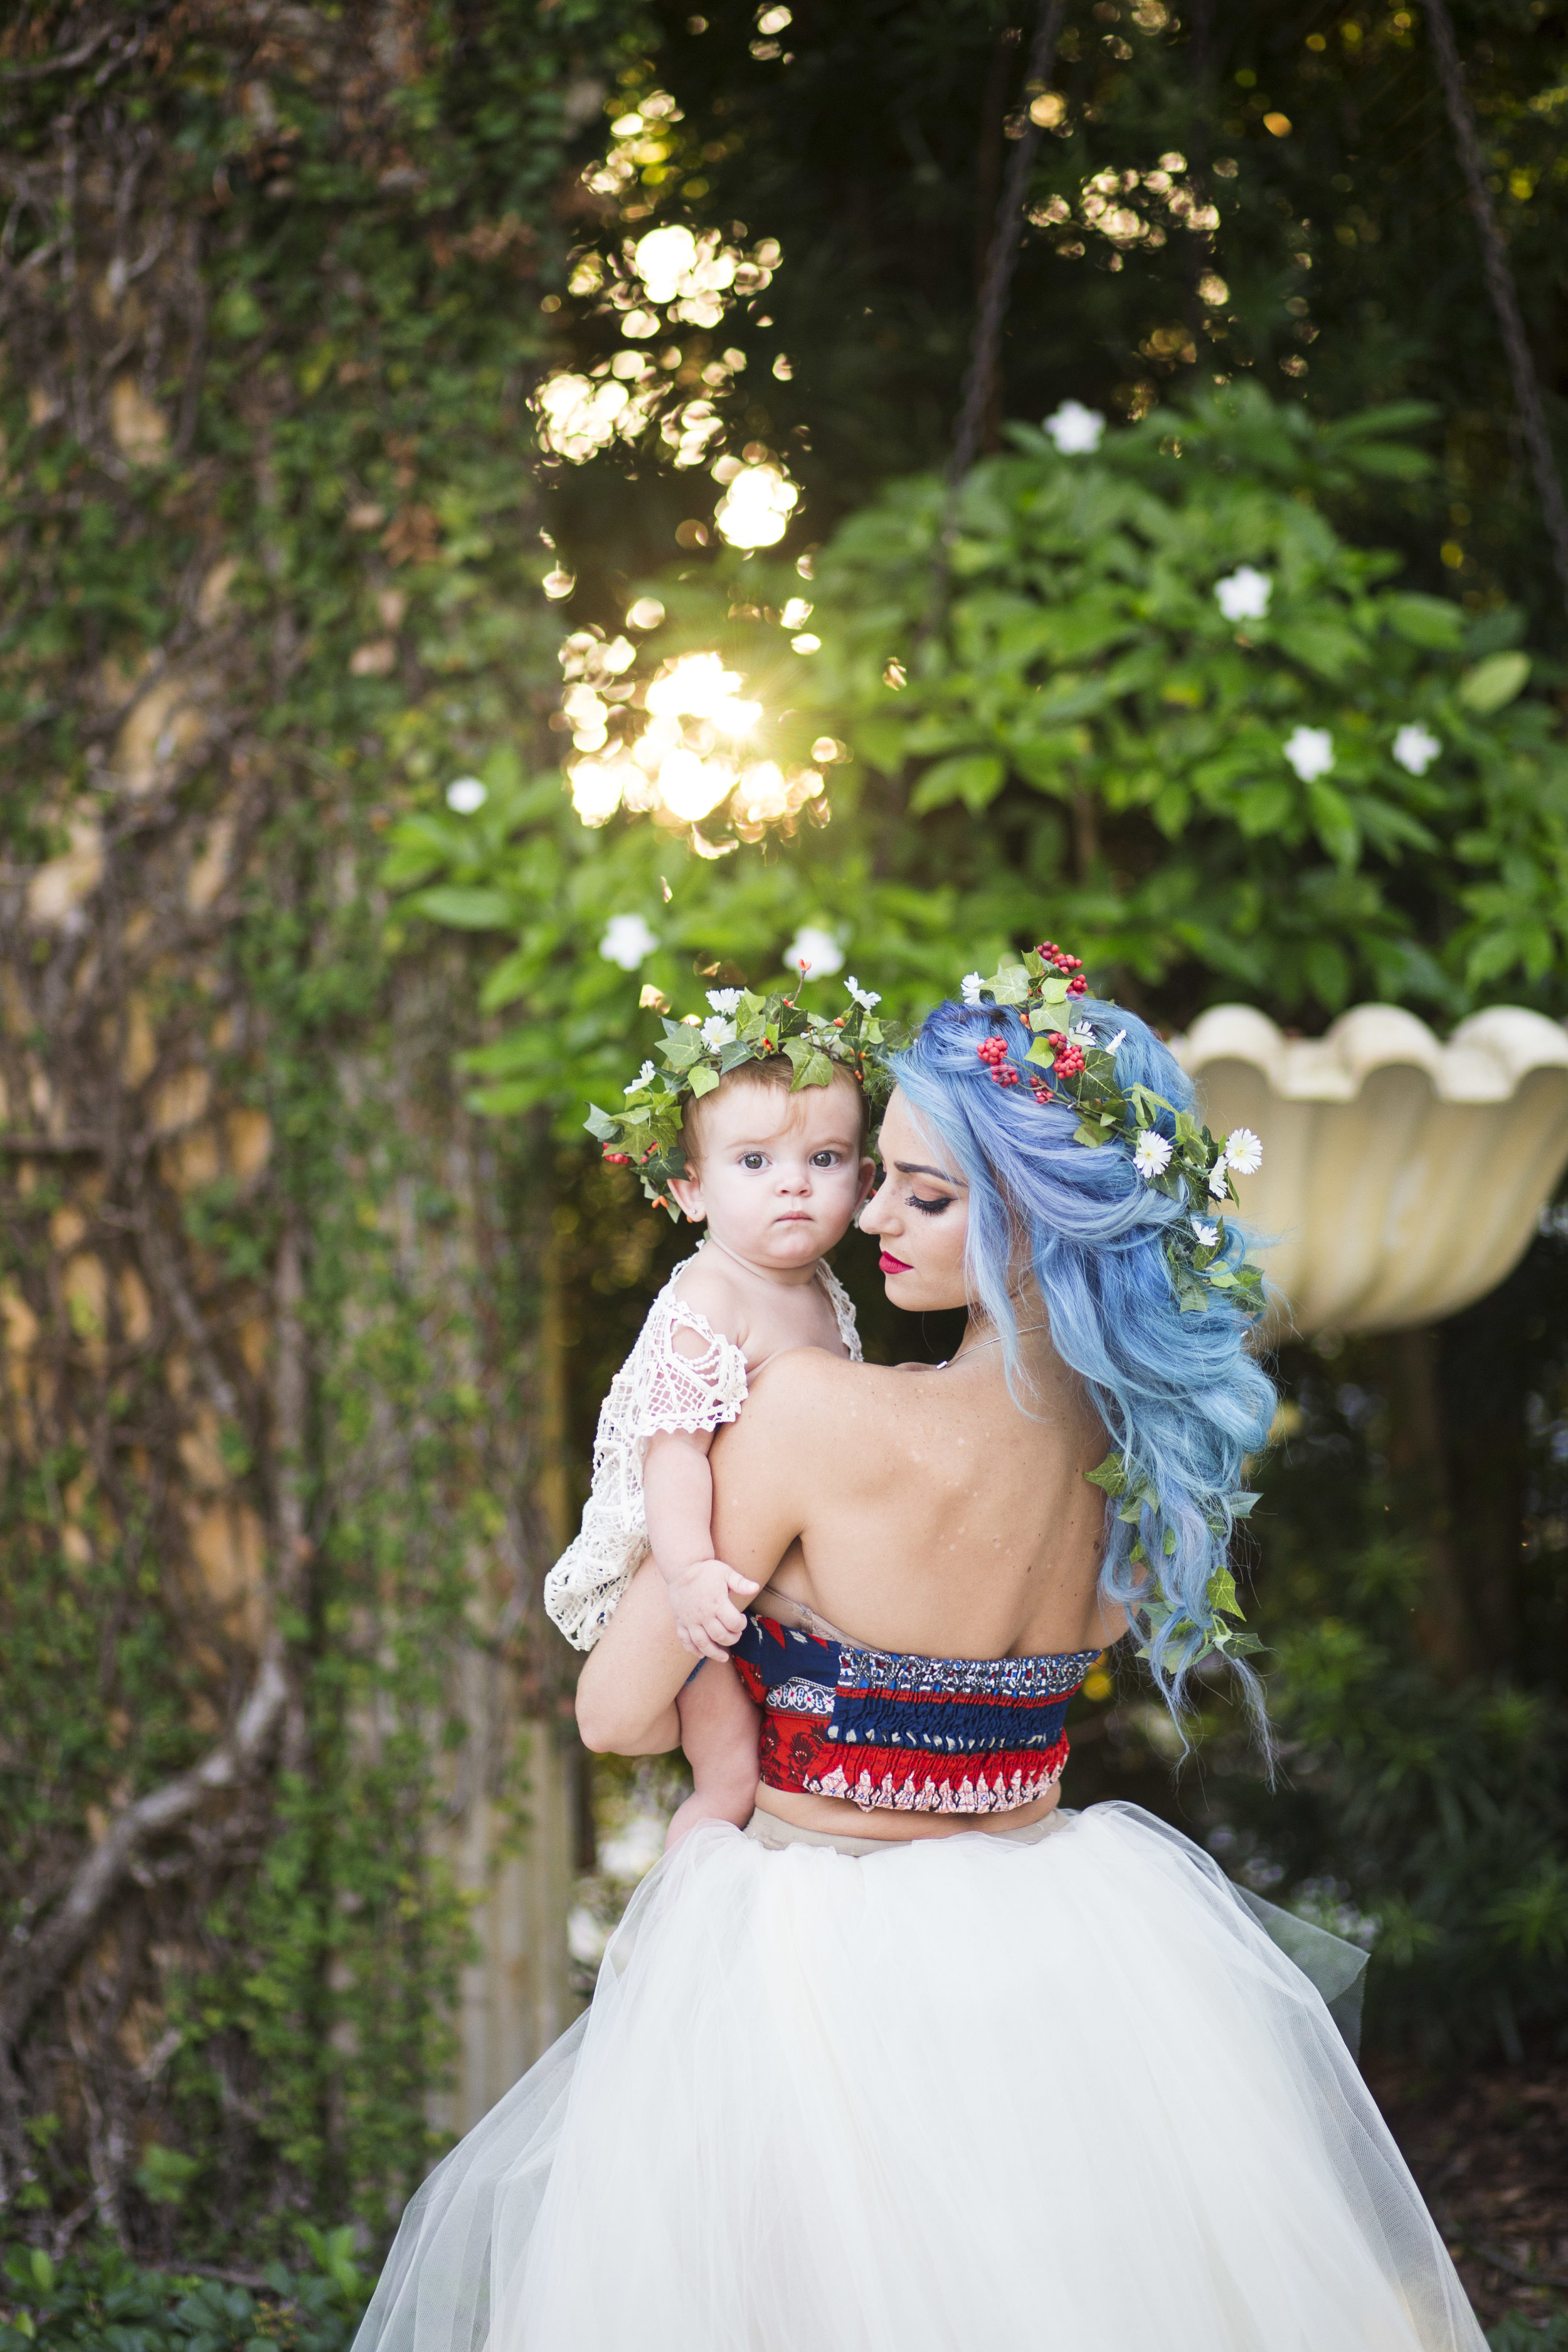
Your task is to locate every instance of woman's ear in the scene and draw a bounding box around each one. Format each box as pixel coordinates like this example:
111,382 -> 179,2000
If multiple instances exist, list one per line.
666,1172 -> 706,1224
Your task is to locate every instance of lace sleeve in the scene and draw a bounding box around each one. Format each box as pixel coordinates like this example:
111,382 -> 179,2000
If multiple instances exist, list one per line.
543,1268 -> 750,1653
625,1294 -> 751,1439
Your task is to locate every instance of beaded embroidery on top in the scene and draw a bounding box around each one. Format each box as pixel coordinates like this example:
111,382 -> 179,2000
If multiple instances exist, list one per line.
734,1614 -> 1098,1814
543,1250 -> 861,1653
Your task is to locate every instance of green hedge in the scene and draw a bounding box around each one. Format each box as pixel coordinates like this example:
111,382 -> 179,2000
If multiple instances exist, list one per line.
0,2235 -> 366,2352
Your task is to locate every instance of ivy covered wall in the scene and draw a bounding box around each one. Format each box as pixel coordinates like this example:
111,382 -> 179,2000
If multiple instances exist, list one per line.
0,0 -> 640,2256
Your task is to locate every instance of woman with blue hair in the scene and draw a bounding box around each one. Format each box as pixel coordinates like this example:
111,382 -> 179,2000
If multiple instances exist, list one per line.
355,954 -> 1485,2352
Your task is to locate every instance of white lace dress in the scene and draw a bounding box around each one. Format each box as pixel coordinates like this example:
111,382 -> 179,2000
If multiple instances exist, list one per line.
544,1249 -> 862,1653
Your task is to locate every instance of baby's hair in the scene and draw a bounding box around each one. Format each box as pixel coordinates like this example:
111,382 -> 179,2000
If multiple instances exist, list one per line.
680,1057 -> 869,1167
893,995 -> 1276,1744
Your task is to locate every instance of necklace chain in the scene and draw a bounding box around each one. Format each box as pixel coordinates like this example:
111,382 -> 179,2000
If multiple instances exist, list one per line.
951,1320 -> 1049,1360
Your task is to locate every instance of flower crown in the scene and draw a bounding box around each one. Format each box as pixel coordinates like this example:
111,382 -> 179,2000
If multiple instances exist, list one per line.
963,940 -> 1268,1669
961,941 -> 1266,1320
586,975 -> 909,1216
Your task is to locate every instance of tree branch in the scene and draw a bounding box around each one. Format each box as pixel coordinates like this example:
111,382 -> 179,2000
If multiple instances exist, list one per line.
0,1644 -> 288,2045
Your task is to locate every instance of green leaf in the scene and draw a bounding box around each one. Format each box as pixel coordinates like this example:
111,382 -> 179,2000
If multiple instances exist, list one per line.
687,1064 -> 721,1097
983,962 -> 1032,1005
1274,619 -> 1366,681
408,884 -> 514,931
1084,1451 -> 1129,1497
909,751 -> 1006,813
1306,779 -> 1359,867
1459,650 -> 1530,712
1381,591 -> 1463,650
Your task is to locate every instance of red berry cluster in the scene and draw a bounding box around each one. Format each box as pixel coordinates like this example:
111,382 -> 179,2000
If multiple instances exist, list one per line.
602,1148 -> 632,1165
976,1032 -> 1020,1088
1046,1031 -> 1086,1079
1037,940 -> 1089,997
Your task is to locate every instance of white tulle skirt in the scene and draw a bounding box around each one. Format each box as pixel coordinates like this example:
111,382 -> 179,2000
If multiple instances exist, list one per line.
355,1802 -> 1485,2352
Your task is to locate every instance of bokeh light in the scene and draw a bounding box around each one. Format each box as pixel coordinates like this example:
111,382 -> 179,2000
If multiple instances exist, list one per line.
559,633 -> 831,842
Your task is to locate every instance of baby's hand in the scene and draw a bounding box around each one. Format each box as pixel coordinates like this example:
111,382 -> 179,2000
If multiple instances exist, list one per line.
664,1557 -> 761,1661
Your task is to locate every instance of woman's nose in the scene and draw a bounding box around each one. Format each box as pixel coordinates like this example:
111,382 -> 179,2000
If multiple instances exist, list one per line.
859,1180 -> 894,1234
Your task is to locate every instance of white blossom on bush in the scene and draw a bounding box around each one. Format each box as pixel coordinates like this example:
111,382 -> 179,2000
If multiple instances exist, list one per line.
1214,566 -> 1272,623
785,926 -> 844,978
1392,722 -> 1441,776
1283,726 -> 1335,783
600,913 -> 658,969
1044,401 -> 1104,455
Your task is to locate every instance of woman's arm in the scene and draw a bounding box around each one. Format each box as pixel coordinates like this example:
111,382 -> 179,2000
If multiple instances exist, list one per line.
575,1557 -> 692,1754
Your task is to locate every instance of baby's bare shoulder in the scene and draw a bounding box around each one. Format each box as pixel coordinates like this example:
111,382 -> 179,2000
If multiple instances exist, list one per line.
664,1252 -> 748,1345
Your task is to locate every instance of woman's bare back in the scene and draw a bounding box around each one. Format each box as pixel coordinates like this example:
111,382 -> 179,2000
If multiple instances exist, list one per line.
707,1330 -> 1119,1664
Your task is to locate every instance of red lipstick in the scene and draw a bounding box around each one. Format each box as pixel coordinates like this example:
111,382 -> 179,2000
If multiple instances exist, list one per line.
879,1250 -> 913,1275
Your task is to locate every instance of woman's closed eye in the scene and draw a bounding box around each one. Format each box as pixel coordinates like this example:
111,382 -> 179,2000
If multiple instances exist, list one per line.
908,1190 -> 953,1216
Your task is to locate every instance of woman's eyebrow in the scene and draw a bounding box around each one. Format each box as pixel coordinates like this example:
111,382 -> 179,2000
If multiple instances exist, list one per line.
893,1159 -> 965,1187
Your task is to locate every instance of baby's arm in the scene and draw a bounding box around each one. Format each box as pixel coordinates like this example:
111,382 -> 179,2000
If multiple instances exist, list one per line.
643,1428 -> 759,1661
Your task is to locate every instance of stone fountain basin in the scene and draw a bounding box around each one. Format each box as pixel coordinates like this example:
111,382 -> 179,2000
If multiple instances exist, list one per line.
1171,1004 -> 1568,1339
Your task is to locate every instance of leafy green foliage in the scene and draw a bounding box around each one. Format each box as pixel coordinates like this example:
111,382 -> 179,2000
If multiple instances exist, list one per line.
386,386 -> 1567,1159
0,0 -> 643,2257
1203,1266 -> 1568,2069
0,2237 -> 366,2352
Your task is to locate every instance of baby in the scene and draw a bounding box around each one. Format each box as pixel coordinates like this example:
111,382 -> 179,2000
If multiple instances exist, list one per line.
545,982 -> 883,1846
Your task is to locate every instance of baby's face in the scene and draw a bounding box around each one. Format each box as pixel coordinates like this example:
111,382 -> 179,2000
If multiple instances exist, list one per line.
669,1074 -> 874,1270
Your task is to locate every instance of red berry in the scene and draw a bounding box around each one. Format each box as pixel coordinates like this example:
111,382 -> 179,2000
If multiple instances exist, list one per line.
1067,975 -> 1088,996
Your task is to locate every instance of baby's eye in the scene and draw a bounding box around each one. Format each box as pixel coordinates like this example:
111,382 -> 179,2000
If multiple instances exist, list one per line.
809,1150 -> 840,1168
741,1152 -> 766,1170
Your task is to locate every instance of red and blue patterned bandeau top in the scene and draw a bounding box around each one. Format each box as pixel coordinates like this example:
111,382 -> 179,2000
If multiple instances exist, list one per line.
732,1613 -> 1099,1816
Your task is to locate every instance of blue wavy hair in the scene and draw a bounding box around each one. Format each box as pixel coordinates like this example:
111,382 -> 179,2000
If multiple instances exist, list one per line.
891,993 -> 1276,1733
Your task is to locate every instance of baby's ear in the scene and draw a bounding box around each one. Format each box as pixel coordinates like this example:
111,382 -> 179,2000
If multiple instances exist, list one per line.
666,1173 -> 706,1224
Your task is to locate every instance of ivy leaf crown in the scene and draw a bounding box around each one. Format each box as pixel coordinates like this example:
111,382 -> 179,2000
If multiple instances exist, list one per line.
967,939 -> 1268,1670
585,972 -> 910,1217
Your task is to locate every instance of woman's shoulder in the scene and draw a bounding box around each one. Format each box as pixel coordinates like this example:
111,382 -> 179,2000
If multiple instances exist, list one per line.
737,1347 -> 939,1438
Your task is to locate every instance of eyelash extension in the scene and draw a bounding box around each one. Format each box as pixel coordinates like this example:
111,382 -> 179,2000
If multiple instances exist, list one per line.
908,1191 -> 950,1216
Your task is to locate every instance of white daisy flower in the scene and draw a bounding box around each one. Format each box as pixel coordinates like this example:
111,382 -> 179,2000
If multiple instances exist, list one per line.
1133,1130 -> 1173,1181
706,987 -> 743,1014
1283,725 -> 1334,783
1044,400 -> 1105,455
1107,1028 -> 1127,1052
1214,566 -> 1272,624
1069,1022 -> 1096,1045
1192,1219 -> 1220,1249
1224,1127 -> 1263,1175
844,975 -> 882,1010
1392,722 -> 1441,777
1209,1163 -> 1230,1196
600,912 -> 657,970
961,972 -> 986,1005
701,1015 -> 736,1049
624,1061 -> 657,1094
